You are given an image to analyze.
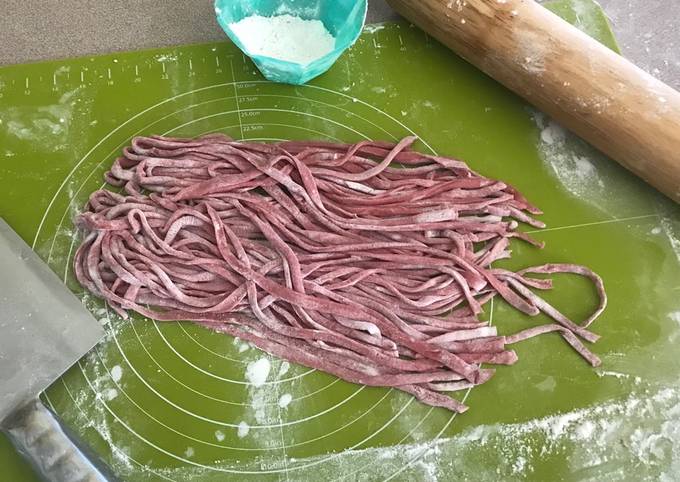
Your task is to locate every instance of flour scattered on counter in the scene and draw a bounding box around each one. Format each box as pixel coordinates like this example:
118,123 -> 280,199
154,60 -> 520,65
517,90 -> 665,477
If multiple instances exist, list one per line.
237,421 -> 250,438
532,111 -> 608,205
278,361 -> 290,377
154,54 -> 178,63
596,369 -> 643,385
228,14 -> 336,64
278,393 -> 293,409
246,357 -> 271,387
103,388 -> 118,401
536,376 -> 557,391
110,364 -> 123,382
249,373 -> 278,425
243,357 -> 290,452
110,385 -> 680,481
59,315 -> 140,470
327,386 -> 680,480
1,104 -> 71,147
539,121 -> 565,145
512,456 -> 527,474
596,370 -> 626,379
660,217 -> 680,264
363,23 -> 387,34
575,420 -> 596,439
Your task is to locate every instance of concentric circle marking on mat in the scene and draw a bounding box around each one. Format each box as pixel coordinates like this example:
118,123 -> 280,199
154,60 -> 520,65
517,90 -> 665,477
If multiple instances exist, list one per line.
200,123 -> 344,142
51,153 -> 436,470
164,92 -> 402,142
34,83 -> 243,249
38,80 -> 454,479
58,105 -> 384,415
44,377 -> 175,482
37,80 -> 433,257
164,108 -> 370,140
136,105 -> 382,413
102,306 -> 398,454
146,107 -> 374,390
135,106 -> 377,427
141,325 -> 344,407
100,316 -> 397,453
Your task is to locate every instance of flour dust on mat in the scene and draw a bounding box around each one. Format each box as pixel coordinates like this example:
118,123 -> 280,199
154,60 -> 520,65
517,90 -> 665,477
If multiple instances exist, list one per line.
245,357 -> 271,388
228,14 -> 336,64
54,311 -> 137,476
109,382 -> 680,481
531,111 -> 608,207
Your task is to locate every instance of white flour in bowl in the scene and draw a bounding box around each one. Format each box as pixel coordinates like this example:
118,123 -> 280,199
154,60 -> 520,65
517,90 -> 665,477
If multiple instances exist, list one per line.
229,14 -> 336,64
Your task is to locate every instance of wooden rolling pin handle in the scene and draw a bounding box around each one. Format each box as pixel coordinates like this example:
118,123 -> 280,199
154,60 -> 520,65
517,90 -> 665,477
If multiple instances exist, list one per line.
387,0 -> 680,203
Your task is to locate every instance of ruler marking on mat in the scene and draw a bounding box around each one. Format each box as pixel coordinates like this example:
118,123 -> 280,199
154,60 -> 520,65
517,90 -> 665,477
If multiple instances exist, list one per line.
277,399 -> 290,481
230,59 -> 245,140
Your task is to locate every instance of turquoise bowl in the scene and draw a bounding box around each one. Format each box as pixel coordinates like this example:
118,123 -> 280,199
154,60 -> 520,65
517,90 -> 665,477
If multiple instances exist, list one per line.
214,0 -> 367,85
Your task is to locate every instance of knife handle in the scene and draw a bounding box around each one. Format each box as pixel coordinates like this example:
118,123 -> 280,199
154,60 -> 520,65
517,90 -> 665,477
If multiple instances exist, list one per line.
3,399 -> 113,482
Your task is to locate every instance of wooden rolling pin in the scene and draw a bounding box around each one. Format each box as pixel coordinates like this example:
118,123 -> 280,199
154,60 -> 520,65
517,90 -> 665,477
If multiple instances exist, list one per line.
387,0 -> 680,203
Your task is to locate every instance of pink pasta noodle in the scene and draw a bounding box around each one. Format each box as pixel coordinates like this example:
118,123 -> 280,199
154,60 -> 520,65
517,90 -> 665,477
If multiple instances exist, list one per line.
74,134 -> 607,413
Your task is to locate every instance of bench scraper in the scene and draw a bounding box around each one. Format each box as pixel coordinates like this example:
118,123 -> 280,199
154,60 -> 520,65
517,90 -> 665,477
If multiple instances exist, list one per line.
0,218 -> 113,481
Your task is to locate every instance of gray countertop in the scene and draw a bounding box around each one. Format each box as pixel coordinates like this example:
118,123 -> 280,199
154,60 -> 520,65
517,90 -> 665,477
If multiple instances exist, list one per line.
1,0 -> 678,89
